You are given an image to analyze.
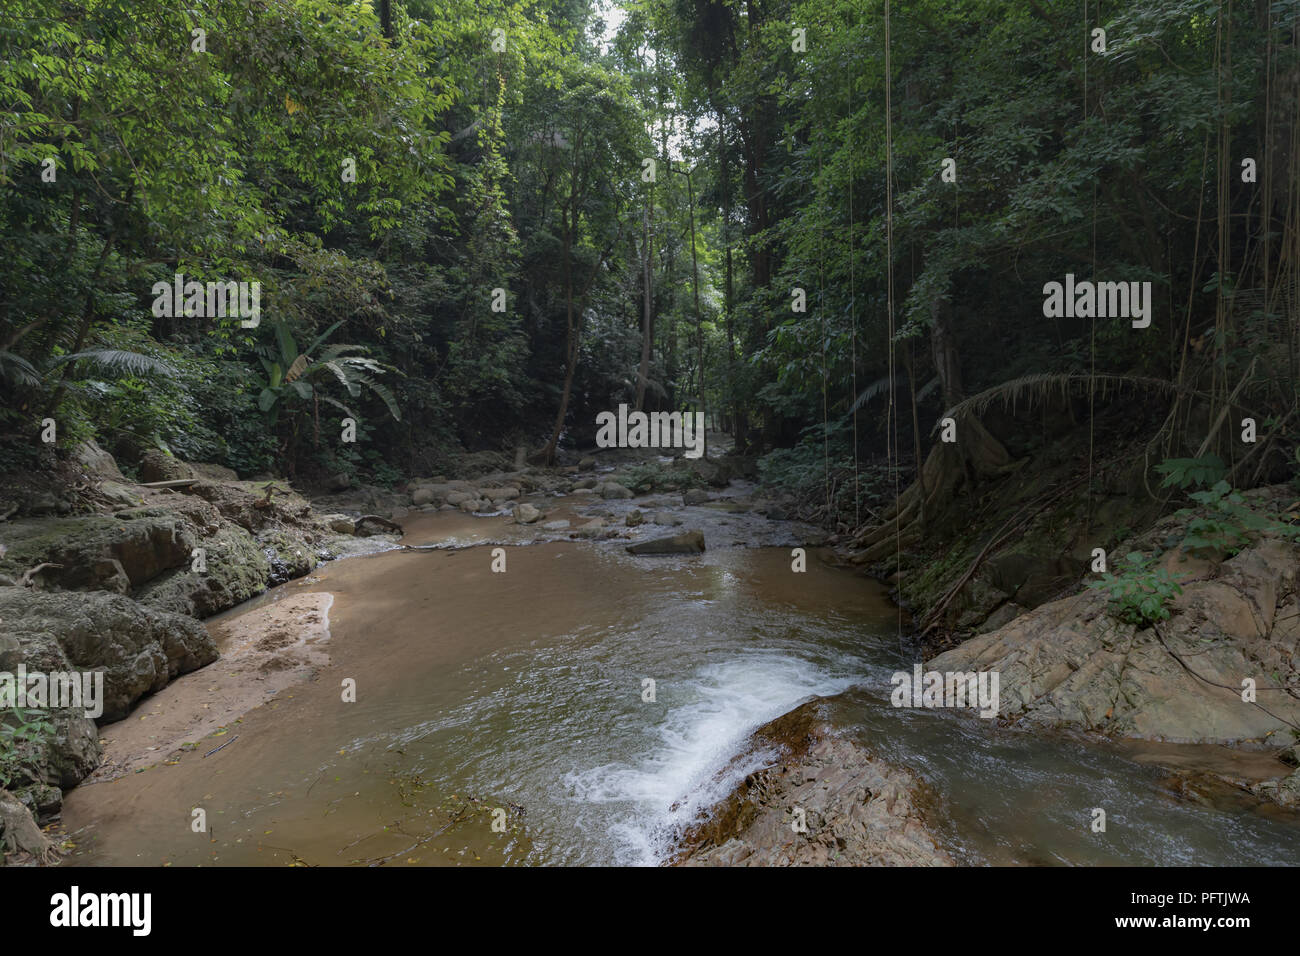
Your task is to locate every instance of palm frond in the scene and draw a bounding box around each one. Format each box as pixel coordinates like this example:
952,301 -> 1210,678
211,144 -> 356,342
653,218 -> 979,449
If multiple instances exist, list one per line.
48,349 -> 178,378
0,350 -> 41,387
848,375 -> 939,415
939,372 -> 1190,432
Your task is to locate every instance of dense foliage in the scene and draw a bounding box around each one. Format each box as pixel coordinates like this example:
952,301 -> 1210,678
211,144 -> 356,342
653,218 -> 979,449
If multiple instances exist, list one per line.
2,0 -> 1296,502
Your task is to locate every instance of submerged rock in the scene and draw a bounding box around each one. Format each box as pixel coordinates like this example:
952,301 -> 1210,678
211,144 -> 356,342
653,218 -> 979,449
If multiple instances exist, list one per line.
626,530 -> 705,555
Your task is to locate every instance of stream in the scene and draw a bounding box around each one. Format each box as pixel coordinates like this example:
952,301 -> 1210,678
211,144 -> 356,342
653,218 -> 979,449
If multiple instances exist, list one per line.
59,511 -> 1300,866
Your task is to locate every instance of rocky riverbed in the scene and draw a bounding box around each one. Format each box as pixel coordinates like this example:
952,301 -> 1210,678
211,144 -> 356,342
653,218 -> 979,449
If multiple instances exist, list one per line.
2,438 -> 1299,865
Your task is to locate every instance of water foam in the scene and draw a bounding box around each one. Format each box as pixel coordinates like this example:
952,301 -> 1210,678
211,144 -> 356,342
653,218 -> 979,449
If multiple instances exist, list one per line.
565,651 -> 859,865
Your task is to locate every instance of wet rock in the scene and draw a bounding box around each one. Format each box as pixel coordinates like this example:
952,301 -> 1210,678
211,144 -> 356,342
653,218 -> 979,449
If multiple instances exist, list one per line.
258,528 -> 317,585
626,510 -> 644,527
683,489 -> 709,506
672,700 -> 953,867
600,482 -> 634,500
626,530 -> 705,555
543,520 -> 571,531
651,512 -> 683,527
516,503 -> 542,524
574,518 -> 606,538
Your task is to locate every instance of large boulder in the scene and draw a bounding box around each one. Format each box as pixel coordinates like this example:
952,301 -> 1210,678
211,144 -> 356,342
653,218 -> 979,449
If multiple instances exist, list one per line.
134,523 -> 270,618
70,440 -> 124,481
0,515 -> 194,592
0,586 -> 217,811
138,449 -> 194,483
927,539 -> 1300,745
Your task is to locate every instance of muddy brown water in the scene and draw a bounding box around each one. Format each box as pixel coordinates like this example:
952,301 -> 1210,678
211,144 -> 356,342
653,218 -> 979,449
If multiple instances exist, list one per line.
60,512 -> 1300,866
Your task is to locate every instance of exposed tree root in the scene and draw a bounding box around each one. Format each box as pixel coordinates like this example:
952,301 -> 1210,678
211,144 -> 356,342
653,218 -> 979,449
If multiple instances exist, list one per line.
853,414 -> 1015,553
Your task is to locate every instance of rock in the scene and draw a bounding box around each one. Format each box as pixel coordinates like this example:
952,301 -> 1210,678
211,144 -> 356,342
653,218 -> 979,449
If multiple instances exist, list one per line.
627,530 -> 705,555
600,482 -> 634,500
0,586 -> 217,805
71,440 -> 124,480
626,509 -> 644,527
928,539 -> 1300,744
673,698 -> 953,867
1254,767 -> 1300,807
516,503 -> 542,524
410,486 -> 439,506
0,515 -> 195,592
0,789 -> 56,864
189,462 -> 239,481
97,480 -> 143,509
258,528 -> 317,585
574,477 -> 599,490
325,473 -> 352,492
138,449 -> 195,483
490,487 -> 521,502
542,520 -> 571,531
574,518 -> 606,538
578,457 -> 597,469
134,523 -> 270,618
324,515 -> 356,535
445,491 -> 474,507
683,489 -> 710,506
27,492 -> 59,515
651,512 -> 683,527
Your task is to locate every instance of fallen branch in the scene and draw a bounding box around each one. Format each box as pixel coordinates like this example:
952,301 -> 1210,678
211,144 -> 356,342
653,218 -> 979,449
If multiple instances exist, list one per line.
20,562 -> 62,588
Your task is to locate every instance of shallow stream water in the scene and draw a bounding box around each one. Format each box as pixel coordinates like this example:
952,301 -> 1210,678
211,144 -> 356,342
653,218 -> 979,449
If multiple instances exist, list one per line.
61,513 -> 1300,866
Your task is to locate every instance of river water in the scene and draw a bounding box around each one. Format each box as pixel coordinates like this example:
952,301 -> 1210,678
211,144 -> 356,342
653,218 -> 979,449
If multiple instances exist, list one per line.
60,513 -> 1300,866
